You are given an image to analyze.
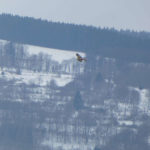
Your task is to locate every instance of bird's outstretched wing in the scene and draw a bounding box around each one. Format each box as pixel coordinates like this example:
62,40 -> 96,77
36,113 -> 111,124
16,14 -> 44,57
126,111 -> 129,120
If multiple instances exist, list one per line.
76,53 -> 86,62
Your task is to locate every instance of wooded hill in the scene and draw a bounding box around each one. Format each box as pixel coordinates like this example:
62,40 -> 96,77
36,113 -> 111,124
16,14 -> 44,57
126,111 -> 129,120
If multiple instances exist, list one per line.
0,13 -> 150,63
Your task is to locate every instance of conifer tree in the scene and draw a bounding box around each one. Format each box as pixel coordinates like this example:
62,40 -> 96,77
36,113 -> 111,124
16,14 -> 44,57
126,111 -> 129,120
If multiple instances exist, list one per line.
73,91 -> 83,110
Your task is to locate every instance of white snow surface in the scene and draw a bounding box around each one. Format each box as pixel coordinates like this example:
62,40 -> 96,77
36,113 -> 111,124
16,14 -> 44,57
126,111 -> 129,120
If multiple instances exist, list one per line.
42,139 -> 94,150
0,39 -> 86,64
118,120 -> 142,126
0,39 -> 8,44
130,87 -> 150,115
25,44 -> 85,64
0,68 -> 73,87
0,39 -> 86,87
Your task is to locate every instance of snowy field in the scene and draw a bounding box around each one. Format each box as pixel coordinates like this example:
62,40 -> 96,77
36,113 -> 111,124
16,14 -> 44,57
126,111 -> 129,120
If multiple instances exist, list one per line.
26,44 -> 85,64
0,69 -> 73,87
0,39 -> 86,87
0,39 -> 85,64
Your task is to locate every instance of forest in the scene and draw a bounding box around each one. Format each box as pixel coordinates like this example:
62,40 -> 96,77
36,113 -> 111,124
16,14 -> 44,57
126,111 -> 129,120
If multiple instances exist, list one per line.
0,13 -> 150,63
0,14 -> 150,150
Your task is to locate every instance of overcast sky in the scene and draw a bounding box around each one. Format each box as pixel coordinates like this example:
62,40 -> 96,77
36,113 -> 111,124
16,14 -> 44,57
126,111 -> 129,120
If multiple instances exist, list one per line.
0,0 -> 150,32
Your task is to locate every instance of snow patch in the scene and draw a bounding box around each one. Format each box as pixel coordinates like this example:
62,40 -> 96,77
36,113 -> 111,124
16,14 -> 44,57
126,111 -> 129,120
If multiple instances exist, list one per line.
0,69 -> 73,87
72,111 -> 79,118
118,120 -> 133,126
0,39 -> 8,45
0,39 -> 87,87
25,44 -> 85,64
42,137 -> 94,150
130,87 -> 150,114
0,39 -> 86,64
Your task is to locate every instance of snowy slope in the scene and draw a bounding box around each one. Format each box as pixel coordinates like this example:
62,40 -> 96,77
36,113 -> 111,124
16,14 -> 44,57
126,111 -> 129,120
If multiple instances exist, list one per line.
0,39 -> 85,64
0,39 -> 86,87
26,44 -> 85,64
0,69 -> 73,87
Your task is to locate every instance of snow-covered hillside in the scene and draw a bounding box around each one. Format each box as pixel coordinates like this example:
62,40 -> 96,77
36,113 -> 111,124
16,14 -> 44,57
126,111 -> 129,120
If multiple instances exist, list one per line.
0,39 -> 150,150
0,39 -> 86,87
26,44 -> 85,64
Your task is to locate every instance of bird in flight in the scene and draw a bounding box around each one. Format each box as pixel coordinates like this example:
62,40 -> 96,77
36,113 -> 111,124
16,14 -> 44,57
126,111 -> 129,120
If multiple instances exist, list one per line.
76,53 -> 87,62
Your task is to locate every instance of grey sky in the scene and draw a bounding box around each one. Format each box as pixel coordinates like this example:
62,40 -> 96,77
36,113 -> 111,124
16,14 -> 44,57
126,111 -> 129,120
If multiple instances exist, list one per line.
0,0 -> 150,31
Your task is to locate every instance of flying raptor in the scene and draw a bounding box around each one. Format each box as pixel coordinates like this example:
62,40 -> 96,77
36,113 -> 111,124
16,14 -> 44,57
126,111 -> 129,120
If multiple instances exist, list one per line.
76,53 -> 87,62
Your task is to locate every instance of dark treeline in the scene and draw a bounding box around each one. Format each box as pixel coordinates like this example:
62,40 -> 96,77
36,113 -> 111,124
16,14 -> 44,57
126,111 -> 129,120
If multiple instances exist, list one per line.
0,14 -> 150,63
